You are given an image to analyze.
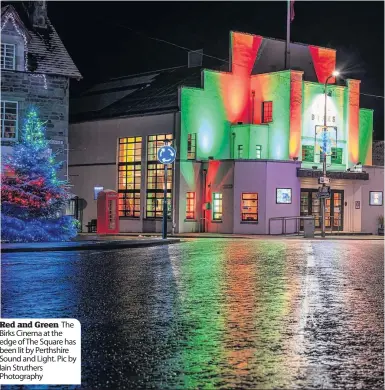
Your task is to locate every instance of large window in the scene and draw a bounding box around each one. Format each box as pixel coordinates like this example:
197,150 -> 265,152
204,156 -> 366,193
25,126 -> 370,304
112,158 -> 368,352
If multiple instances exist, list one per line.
187,133 -> 196,160
302,145 -> 314,162
262,101 -> 273,123
146,134 -> 173,218
212,192 -> 223,221
241,193 -> 258,222
118,137 -> 142,217
256,145 -> 262,159
369,191 -> 383,206
1,43 -> 15,70
186,192 -> 196,220
1,101 -> 18,140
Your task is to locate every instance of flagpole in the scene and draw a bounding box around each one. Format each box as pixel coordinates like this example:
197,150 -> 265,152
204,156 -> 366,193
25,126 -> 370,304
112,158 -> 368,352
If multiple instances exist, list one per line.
285,0 -> 290,69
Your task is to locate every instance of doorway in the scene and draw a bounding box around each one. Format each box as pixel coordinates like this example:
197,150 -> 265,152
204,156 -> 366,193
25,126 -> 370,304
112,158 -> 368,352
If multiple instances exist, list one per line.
300,189 -> 344,231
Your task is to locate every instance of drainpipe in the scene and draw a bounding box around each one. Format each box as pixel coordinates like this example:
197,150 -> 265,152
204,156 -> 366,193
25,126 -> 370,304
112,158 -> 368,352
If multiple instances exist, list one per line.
232,132 -> 236,158
202,167 -> 207,233
251,90 -> 255,124
172,112 -> 177,235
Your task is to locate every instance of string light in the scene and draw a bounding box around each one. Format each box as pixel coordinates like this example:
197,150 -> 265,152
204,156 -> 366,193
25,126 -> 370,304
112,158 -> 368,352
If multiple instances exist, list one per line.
1,107 -> 78,242
1,10 -> 48,89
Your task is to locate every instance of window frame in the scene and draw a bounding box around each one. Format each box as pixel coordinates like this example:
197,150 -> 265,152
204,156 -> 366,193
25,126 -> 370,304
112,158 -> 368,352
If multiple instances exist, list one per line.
186,191 -> 196,220
1,100 -> 18,140
146,134 -> 173,219
187,133 -> 196,160
369,191 -> 383,206
237,144 -> 244,159
241,193 -> 258,222
276,188 -> 292,204
256,145 -> 262,159
262,101 -> 273,123
212,192 -> 223,221
118,137 -> 142,218
1,43 -> 16,70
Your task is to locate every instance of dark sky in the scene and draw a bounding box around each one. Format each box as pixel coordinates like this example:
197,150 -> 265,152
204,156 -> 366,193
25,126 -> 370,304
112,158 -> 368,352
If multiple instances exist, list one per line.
10,1 -> 385,139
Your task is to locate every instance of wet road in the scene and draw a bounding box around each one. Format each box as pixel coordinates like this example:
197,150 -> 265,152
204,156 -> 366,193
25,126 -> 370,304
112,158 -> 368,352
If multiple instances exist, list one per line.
1,239 -> 384,389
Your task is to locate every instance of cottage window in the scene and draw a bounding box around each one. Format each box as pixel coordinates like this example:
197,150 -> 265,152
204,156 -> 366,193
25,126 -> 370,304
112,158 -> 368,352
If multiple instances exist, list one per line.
1,101 -> 18,140
186,192 -> 196,220
1,43 -> 15,70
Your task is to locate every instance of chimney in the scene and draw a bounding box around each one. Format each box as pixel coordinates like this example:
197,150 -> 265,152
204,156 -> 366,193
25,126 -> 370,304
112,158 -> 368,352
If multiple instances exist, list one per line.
188,49 -> 203,68
31,1 -> 47,29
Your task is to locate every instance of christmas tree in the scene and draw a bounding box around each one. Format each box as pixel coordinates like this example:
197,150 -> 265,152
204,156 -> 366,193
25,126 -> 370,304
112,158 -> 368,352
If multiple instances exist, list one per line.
1,108 -> 78,242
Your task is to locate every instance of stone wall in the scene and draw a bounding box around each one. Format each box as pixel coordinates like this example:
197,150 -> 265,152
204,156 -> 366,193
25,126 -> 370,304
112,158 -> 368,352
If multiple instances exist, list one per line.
1,70 -> 70,178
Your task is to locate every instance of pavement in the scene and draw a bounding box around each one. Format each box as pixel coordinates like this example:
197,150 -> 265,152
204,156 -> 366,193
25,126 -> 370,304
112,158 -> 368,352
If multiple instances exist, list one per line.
1,232 -> 382,253
1,237 -> 180,253
2,238 -> 383,389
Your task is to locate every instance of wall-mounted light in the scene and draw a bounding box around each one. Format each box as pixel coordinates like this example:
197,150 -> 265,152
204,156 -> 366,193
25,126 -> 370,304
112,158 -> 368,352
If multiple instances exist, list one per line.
312,166 -> 318,170
208,156 -> 214,160
293,157 -> 298,161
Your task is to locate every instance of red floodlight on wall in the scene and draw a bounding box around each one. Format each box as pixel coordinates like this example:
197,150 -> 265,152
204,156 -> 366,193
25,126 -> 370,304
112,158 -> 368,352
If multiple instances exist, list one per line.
97,189 -> 119,234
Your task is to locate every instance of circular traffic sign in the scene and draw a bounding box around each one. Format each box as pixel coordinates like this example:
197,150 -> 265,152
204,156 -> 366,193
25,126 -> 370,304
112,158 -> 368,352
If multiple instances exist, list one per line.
157,145 -> 176,164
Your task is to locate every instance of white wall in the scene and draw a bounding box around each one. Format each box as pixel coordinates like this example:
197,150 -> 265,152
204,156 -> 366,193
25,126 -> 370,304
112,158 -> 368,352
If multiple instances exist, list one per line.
68,113 -> 177,231
361,166 -> 384,234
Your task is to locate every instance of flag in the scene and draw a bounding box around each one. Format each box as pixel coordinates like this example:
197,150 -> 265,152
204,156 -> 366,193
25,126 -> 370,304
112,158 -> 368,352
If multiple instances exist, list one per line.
290,0 -> 295,22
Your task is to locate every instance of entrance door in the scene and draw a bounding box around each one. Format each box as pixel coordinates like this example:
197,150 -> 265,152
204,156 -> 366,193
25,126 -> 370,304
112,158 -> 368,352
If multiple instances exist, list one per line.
300,189 -> 344,231
325,190 -> 344,231
300,190 -> 321,229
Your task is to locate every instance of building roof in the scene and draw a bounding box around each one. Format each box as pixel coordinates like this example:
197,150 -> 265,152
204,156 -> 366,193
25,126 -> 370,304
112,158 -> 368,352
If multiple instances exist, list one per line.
69,66 -> 203,123
1,4 -> 82,79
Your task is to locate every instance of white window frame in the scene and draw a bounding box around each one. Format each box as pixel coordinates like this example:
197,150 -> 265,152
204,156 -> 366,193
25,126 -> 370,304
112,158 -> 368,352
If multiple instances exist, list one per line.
1,43 -> 16,70
256,145 -> 262,159
1,101 -> 18,141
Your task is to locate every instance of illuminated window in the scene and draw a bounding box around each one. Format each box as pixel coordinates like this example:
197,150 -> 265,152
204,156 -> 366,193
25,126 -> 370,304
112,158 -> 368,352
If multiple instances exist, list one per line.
256,145 -> 262,159
94,186 -> 104,200
331,147 -> 343,164
119,192 -> 141,218
187,133 -> 196,160
262,101 -> 273,123
238,145 -> 244,159
146,192 -> 172,218
147,134 -> 173,161
212,192 -> 222,221
1,43 -> 15,70
241,193 -> 258,222
186,192 -> 196,219
302,145 -> 314,162
118,137 -> 142,217
1,101 -> 18,140
146,134 -> 173,218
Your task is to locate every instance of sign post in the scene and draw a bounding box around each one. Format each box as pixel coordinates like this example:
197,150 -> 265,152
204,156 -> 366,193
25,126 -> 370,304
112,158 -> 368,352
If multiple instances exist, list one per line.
157,142 -> 176,239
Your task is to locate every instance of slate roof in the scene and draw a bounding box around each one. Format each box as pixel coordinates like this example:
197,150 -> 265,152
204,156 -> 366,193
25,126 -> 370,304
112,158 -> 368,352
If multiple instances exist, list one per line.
1,4 -> 82,79
70,66 -> 204,123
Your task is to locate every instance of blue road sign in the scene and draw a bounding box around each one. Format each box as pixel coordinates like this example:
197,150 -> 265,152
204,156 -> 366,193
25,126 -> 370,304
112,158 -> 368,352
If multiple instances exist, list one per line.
157,145 -> 176,164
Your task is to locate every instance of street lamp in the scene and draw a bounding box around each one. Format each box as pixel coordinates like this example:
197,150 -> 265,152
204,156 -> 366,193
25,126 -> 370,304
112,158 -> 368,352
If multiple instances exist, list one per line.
321,70 -> 339,238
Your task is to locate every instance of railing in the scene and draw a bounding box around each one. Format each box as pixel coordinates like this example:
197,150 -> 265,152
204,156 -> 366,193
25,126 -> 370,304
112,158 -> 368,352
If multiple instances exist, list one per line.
269,215 -> 342,235
268,216 -> 315,236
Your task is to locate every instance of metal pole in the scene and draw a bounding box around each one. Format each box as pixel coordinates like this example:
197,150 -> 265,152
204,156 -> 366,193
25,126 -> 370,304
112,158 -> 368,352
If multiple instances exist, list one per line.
285,0 -> 291,69
162,164 -> 168,239
321,76 -> 331,238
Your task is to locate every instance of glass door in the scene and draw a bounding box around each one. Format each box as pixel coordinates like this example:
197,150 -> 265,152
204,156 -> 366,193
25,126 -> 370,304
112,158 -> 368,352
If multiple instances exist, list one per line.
300,190 -> 321,230
332,190 -> 343,230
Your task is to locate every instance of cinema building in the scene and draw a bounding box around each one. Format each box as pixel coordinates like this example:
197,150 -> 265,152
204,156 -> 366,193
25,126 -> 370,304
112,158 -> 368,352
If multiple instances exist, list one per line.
69,31 -> 384,235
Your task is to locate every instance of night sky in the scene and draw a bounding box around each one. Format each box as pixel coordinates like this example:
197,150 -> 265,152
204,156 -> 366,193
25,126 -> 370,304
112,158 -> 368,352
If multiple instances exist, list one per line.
7,1 -> 385,139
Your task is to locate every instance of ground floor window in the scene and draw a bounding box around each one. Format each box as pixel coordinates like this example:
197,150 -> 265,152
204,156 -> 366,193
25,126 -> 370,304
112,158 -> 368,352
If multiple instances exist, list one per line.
186,192 -> 196,219
256,145 -> 262,159
241,193 -> 258,221
119,192 -> 141,218
212,192 -> 222,221
146,192 -> 171,218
